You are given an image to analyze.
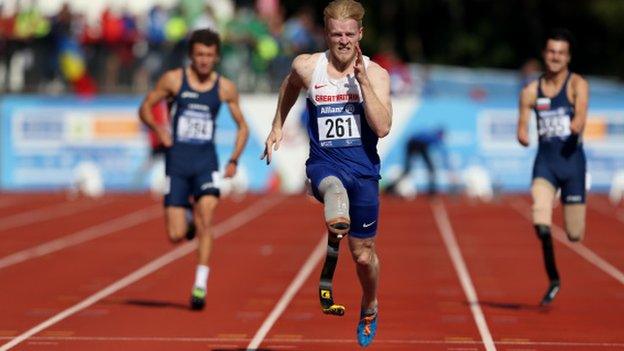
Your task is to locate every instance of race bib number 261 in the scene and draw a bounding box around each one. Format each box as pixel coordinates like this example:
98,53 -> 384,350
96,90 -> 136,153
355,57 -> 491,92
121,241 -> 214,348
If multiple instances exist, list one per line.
318,114 -> 362,148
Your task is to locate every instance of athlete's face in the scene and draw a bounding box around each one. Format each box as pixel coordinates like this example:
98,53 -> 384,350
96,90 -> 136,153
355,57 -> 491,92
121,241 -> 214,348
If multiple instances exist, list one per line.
325,18 -> 362,66
190,43 -> 219,76
543,39 -> 571,74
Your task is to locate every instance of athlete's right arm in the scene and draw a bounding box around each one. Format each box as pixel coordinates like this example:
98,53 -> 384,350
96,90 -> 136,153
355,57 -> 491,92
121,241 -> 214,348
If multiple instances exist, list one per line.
261,54 -> 311,164
139,70 -> 179,148
517,82 -> 536,147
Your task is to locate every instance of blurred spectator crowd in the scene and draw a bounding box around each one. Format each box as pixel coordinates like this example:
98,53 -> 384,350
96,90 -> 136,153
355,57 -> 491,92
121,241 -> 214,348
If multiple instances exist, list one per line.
0,0 -> 328,95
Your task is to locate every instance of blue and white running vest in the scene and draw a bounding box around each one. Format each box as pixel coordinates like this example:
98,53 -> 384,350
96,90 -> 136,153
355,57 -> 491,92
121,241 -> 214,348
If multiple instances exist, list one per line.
167,69 -> 222,173
305,52 -> 380,178
534,72 -> 578,146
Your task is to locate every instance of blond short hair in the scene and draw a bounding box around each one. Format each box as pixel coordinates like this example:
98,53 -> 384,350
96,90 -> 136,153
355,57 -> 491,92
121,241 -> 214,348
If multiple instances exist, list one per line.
323,0 -> 365,28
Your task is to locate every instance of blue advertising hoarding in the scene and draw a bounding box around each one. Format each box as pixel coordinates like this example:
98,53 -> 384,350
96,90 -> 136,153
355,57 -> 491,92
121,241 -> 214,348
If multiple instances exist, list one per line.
1,86 -> 623,193
0,95 -> 271,191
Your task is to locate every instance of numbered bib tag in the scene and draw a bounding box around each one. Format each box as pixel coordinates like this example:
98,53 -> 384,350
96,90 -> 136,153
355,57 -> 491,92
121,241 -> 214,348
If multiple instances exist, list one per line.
538,114 -> 571,138
177,114 -> 213,143
318,114 -> 362,147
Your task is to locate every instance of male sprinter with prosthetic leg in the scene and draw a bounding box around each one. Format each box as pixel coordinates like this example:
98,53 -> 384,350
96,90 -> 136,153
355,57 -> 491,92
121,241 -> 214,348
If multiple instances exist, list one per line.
517,29 -> 589,306
139,29 -> 249,310
262,1 -> 391,346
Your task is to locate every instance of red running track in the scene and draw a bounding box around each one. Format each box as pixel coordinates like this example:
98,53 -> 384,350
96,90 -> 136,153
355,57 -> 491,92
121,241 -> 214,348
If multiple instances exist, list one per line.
0,192 -> 623,350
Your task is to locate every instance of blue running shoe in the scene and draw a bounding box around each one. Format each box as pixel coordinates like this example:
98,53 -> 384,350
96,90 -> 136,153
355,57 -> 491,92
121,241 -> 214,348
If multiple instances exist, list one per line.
357,311 -> 378,347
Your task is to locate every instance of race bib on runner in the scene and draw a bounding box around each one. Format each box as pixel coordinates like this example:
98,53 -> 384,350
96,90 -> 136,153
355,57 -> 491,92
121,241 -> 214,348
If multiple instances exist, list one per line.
318,114 -> 362,147
177,114 -> 213,142
538,114 -> 571,138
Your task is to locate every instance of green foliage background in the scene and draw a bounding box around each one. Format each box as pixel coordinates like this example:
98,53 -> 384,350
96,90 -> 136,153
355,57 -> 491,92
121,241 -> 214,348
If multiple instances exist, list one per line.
281,0 -> 624,78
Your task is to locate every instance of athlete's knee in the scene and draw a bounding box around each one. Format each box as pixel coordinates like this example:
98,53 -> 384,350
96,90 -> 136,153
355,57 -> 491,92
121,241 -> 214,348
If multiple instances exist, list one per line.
355,250 -> 372,266
351,240 -> 376,266
565,222 -> 584,242
566,228 -> 584,242
165,207 -> 192,242
193,216 -> 214,238
166,226 -> 186,243
195,197 -> 218,226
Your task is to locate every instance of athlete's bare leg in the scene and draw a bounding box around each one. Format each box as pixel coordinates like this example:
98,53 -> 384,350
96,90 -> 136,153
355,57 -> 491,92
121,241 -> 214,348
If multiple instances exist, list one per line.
165,207 -> 192,242
348,236 -> 379,313
563,204 -> 585,242
532,178 -> 555,226
188,195 -> 218,310
194,195 -> 219,266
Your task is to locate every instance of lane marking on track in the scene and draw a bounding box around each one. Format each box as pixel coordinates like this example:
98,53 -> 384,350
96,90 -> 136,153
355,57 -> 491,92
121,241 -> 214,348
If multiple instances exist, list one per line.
0,198 -> 113,232
0,336 -> 622,348
510,199 -> 624,285
246,233 -> 326,351
0,205 -> 162,270
0,198 -> 24,209
431,199 -> 497,351
0,195 -> 284,351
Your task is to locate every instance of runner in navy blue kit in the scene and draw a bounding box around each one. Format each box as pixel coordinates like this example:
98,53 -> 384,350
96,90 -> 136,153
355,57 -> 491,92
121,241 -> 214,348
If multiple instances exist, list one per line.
262,0 -> 391,347
139,29 -> 249,310
517,29 -> 589,306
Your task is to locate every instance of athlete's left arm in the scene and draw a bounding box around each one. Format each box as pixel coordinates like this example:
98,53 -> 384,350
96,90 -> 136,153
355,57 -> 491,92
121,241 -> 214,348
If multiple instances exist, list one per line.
570,75 -> 589,135
354,45 -> 392,138
220,78 -> 249,178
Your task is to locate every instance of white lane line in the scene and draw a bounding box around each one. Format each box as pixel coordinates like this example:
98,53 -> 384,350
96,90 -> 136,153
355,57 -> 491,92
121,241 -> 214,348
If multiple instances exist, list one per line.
0,336 -> 623,348
509,199 -> 624,285
0,198 -> 112,232
431,199 -> 497,351
0,197 -> 24,209
0,195 -> 284,351
0,205 -> 162,270
246,234 -> 326,351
